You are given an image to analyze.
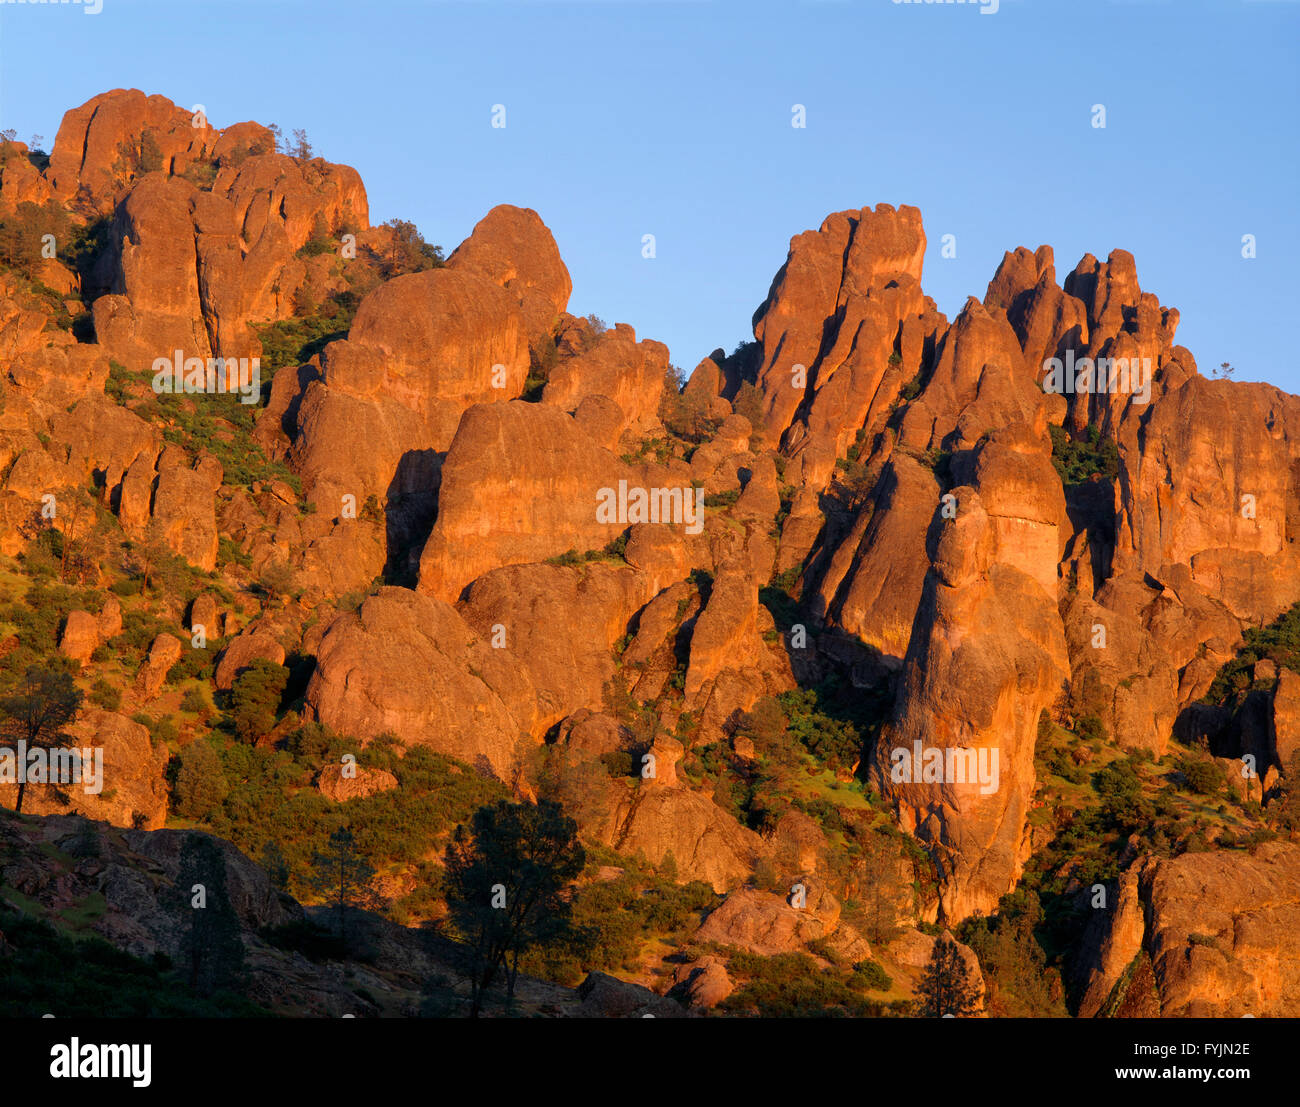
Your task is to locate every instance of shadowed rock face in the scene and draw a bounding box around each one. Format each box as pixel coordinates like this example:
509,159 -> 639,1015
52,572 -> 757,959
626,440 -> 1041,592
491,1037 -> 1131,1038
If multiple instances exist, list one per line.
283,205 -> 572,533
816,453 -> 940,664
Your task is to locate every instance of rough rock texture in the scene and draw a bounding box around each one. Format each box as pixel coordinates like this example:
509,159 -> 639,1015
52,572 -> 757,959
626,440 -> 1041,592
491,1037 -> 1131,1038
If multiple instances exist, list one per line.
316,764 -> 399,803
671,955 -> 734,1009
603,783 -> 768,893
48,89 -> 220,209
418,402 -> 650,601
694,881 -> 841,955
750,203 -> 933,484
97,596 -> 123,640
457,562 -> 657,730
681,566 -> 795,741
542,323 -> 669,439
816,454 -> 939,661
1273,668 -> 1300,770
447,204 -> 571,352
343,267 -> 528,449
304,588 -> 539,780
1076,864 -> 1149,1018
1113,377 -> 1300,624
58,610 -> 100,664
133,633 -> 182,701
1142,843 -> 1300,1017
10,96 -> 1300,1008
872,419 -> 1069,921
0,709 -> 168,829
214,631 -> 287,691
575,971 -> 689,1018
1080,845 -> 1300,1017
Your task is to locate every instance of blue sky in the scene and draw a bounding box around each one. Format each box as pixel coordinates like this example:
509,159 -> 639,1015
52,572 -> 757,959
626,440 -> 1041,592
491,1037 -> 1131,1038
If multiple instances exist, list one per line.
2,0 -> 1296,389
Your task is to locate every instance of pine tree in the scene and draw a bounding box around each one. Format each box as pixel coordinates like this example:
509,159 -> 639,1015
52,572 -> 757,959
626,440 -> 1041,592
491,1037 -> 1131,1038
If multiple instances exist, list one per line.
259,840 -> 291,892
917,934 -> 982,1017
308,825 -> 378,951
175,834 -> 246,997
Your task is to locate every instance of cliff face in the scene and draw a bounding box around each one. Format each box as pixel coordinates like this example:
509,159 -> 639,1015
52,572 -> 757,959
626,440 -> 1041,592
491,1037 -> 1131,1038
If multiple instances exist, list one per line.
3,89 -> 1299,1019
1076,843 -> 1300,1018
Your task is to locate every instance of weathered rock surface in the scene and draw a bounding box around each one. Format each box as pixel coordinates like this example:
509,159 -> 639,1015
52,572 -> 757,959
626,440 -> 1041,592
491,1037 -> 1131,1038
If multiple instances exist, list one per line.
872,419 -> 1068,921
1079,844 -> 1300,1017
0,709 -> 168,829
418,402 -> 651,601
457,562 -> 657,730
214,631 -> 287,690
133,633 -> 182,701
304,588 -> 539,780
695,880 -> 841,955
316,763 -> 399,803
58,610 -> 100,664
603,783 -> 768,893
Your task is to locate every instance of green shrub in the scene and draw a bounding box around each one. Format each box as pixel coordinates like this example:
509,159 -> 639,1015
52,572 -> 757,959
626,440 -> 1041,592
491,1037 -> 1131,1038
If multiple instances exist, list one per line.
89,679 -> 122,711
228,658 -> 289,743
1178,757 -> 1227,797
0,909 -> 265,1016
850,960 -> 893,992
1049,424 -> 1119,487
180,686 -> 210,714
172,739 -> 230,819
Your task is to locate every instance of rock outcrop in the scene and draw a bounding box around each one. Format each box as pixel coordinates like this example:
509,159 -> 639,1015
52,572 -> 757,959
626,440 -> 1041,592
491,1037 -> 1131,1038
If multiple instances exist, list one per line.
1078,844 -> 1300,1017
303,588 -> 539,780
872,418 -> 1069,921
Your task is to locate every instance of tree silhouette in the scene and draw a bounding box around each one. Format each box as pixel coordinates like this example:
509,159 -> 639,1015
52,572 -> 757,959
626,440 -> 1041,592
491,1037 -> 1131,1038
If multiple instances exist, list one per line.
443,799 -> 585,1016
916,934 -> 982,1017
0,664 -> 84,813
308,825 -> 378,951
378,218 -> 443,279
175,834 -> 246,997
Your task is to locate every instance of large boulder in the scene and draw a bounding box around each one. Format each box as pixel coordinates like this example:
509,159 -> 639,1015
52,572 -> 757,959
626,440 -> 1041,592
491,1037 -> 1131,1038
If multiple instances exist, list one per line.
447,204 -> 571,351
694,881 -> 841,955
304,588 -> 539,780
214,631 -> 287,691
58,610 -> 100,664
417,402 -> 641,602
134,633 -> 182,701
0,709 -> 168,829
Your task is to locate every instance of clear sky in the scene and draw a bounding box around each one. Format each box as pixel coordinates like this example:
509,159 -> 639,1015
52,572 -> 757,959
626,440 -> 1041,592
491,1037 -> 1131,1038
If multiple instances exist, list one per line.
2,0 -> 1296,389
